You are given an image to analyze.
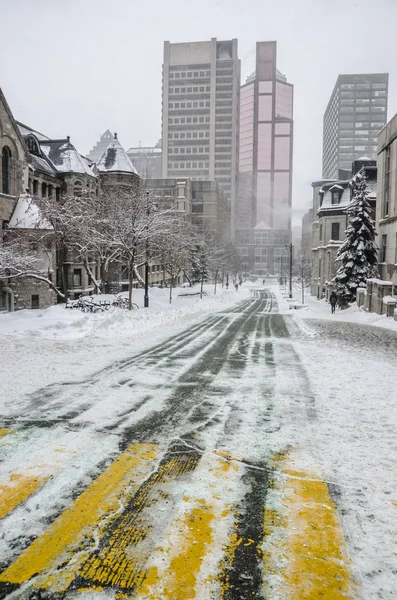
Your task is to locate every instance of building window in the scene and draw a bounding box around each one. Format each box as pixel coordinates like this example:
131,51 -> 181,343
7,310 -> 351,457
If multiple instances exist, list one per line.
319,224 -> 323,241
331,222 -> 340,240
73,180 -> 83,197
384,145 -> 391,217
27,136 -> 39,155
331,190 -> 341,205
31,295 -> 40,309
73,268 -> 82,287
56,187 -> 60,201
2,146 -> 11,195
33,179 -> 38,195
41,182 -> 47,197
395,233 -> 397,265
381,235 -> 387,263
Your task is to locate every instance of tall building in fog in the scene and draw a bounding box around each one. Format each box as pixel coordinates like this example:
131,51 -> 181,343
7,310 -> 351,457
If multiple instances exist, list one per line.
162,39 -> 240,235
235,41 -> 293,276
323,73 -> 388,179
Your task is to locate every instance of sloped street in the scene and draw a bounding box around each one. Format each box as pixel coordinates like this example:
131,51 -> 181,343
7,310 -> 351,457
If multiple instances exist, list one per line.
0,288 -> 397,599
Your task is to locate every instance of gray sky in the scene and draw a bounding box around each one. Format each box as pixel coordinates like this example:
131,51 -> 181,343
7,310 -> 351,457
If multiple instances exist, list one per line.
1,0 -> 396,225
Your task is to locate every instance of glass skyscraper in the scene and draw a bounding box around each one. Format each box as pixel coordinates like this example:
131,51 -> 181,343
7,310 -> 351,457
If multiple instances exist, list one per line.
235,41 -> 293,276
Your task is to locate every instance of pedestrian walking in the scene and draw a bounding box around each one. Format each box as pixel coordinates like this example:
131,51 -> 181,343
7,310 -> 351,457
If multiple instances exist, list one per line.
262,278 -> 266,285
330,291 -> 337,314
235,283 -> 239,291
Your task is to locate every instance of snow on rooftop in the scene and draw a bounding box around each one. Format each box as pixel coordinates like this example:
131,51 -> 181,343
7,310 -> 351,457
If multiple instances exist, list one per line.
29,154 -> 58,178
8,194 -> 53,230
41,140 -> 96,177
96,135 -> 138,175
16,121 -> 50,142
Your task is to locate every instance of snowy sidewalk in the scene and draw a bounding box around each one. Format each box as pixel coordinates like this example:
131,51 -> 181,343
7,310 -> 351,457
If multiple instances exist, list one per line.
271,283 -> 397,333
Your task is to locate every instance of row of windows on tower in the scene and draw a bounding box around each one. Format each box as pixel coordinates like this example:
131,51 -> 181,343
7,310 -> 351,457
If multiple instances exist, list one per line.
31,180 -> 60,200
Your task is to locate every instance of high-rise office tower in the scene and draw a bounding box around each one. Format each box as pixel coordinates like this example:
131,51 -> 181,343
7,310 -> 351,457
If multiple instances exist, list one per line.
162,39 -> 240,236
235,41 -> 293,276
323,73 -> 388,179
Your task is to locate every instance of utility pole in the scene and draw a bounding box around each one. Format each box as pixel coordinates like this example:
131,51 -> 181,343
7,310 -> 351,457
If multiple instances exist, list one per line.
286,242 -> 293,298
144,191 -> 149,308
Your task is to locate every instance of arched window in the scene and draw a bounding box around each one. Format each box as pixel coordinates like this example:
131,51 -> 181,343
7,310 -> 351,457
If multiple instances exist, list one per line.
2,146 -> 11,195
73,180 -> 83,198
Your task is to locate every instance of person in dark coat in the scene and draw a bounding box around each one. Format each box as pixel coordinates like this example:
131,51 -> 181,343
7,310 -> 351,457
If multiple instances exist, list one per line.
330,291 -> 337,313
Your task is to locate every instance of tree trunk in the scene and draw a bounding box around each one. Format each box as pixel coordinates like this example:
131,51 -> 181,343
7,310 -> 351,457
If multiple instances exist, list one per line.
128,260 -> 134,310
200,273 -> 204,299
214,268 -> 218,295
83,258 -> 101,294
134,265 -> 145,287
169,278 -> 173,304
183,271 -> 192,287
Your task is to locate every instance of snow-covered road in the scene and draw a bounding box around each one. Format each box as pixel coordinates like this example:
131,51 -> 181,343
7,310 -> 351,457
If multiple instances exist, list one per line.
0,288 -> 396,599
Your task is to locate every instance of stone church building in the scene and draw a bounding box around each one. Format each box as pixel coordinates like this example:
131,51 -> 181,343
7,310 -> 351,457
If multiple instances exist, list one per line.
0,87 -> 139,311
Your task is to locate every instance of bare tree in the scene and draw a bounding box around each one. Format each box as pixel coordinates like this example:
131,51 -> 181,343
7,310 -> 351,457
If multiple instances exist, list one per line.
0,236 -> 64,300
37,183 -> 179,308
293,250 -> 312,304
35,191 -> 119,295
160,222 -> 198,303
100,186 -> 179,309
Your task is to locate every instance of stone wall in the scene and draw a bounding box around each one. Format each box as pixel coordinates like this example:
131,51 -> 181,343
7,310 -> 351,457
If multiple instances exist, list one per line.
11,277 -> 57,310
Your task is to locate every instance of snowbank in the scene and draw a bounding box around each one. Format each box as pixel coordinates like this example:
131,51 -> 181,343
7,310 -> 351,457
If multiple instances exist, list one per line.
0,284 -> 251,340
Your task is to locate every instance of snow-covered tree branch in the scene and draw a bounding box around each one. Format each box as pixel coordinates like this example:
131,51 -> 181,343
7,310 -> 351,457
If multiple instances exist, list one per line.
334,171 -> 378,307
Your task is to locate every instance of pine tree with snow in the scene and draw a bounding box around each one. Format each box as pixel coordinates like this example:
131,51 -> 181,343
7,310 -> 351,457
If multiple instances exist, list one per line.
334,171 -> 378,307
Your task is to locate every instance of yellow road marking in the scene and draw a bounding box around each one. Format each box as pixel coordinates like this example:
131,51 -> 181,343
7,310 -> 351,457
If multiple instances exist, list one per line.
0,473 -> 50,521
0,428 -> 11,439
137,451 -> 241,600
263,450 -> 356,599
80,452 -> 200,590
0,443 -> 159,591
142,503 -> 216,600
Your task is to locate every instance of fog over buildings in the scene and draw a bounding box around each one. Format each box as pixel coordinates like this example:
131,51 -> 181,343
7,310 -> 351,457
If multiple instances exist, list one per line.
1,0 -> 396,228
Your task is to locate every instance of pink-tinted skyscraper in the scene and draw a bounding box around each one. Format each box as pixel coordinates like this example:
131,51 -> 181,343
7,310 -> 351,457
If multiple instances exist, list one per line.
236,41 -> 293,276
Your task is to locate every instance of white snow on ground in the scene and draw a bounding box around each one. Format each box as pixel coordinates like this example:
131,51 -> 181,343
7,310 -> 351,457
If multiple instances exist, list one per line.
273,283 -> 397,332
0,283 -> 250,405
1,280 -> 397,598
272,283 -> 397,599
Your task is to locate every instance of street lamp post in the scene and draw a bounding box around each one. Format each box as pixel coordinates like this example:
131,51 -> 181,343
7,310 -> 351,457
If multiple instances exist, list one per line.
285,242 -> 293,298
144,191 -> 150,308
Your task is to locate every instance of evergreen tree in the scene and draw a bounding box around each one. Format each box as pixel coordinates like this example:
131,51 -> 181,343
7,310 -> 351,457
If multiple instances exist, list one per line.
334,171 -> 378,306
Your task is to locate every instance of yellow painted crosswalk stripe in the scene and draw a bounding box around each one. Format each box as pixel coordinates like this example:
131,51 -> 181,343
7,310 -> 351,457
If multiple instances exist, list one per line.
0,473 -> 50,521
80,452 -> 200,590
0,428 -> 11,439
136,451 -> 242,600
0,443 -> 159,591
262,450 -> 356,599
